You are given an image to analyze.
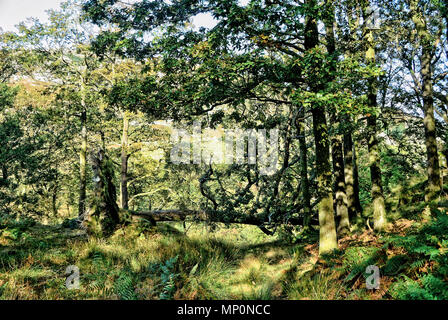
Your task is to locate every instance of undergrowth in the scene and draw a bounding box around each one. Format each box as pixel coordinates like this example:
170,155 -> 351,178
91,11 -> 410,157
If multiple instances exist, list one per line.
1,205 -> 448,300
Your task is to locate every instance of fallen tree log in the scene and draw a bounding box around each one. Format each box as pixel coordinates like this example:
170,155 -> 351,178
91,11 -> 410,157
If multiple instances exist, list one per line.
128,209 -> 316,227
129,209 -> 206,223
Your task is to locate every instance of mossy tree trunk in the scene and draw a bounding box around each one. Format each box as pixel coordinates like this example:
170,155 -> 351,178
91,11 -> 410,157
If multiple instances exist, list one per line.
86,148 -> 120,236
344,131 -> 362,219
410,0 -> 441,202
296,107 -> 312,226
325,0 -> 350,236
78,108 -> 87,218
332,128 -> 350,235
363,3 -> 386,231
52,184 -> 58,216
352,139 -> 363,214
305,0 -> 337,254
343,0 -> 363,219
120,110 -> 130,210
367,112 -> 386,231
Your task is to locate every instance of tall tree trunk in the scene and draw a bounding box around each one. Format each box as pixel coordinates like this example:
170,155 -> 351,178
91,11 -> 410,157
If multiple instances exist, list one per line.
305,0 -> 337,254
296,107 -> 312,226
2,166 -> 7,181
364,7 -> 386,231
410,0 -> 441,202
52,185 -> 58,216
120,111 -> 129,210
367,113 -> 386,231
352,139 -> 363,213
78,108 -> 87,218
332,127 -> 350,235
325,0 -> 350,235
343,0 -> 363,218
344,131 -> 362,219
86,148 -> 120,235
421,46 -> 441,203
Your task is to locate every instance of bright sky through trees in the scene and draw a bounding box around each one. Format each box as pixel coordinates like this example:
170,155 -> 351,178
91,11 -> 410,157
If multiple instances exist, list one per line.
0,0 -> 63,31
0,0 -> 218,32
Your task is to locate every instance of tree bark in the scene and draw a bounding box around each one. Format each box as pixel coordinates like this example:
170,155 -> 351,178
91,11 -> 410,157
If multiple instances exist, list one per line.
332,129 -> 350,235
1,166 -> 7,181
305,0 -> 337,254
410,0 -> 441,202
344,131 -> 362,219
120,110 -> 129,210
296,108 -> 312,226
343,0 -> 363,218
367,113 -> 386,231
364,9 -> 387,231
352,139 -> 363,213
325,0 -> 350,236
421,45 -> 441,202
52,185 -> 58,216
86,148 -> 120,235
78,108 -> 87,218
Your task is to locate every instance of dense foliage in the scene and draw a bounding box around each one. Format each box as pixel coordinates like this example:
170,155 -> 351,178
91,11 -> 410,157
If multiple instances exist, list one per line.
0,0 -> 447,300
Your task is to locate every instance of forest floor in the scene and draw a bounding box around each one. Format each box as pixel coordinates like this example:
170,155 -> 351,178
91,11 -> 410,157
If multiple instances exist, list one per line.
0,210 -> 447,300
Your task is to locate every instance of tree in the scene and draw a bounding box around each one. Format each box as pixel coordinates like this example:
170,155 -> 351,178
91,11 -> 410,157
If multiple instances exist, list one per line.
382,0 -> 446,203
362,0 -> 387,231
303,0 -> 338,252
408,0 -> 443,202
324,0 -> 350,235
4,1 -> 130,226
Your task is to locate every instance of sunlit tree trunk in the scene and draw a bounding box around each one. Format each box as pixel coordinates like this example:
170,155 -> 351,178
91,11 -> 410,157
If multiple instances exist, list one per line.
343,0 -> 363,219
325,0 -> 350,235
332,129 -> 350,235
352,139 -> 363,213
52,185 -> 58,216
367,113 -> 386,231
344,131 -> 362,219
296,108 -> 312,226
364,4 -> 386,231
410,0 -> 441,202
78,107 -> 87,218
120,110 -> 129,210
305,0 -> 337,254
